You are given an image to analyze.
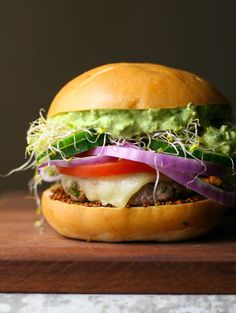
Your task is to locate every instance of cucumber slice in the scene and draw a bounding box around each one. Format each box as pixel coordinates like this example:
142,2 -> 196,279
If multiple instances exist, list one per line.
148,140 -> 185,156
190,149 -> 235,168
149,139 -> 235,167
36,131 -> 105,164
36,133 -> 235,169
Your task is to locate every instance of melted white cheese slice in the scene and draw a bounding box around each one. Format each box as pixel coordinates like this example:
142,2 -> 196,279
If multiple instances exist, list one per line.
61,173 -> 156,208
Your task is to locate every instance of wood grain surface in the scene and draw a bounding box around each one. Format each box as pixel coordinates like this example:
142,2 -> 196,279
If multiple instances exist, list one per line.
0,191 -> 236,294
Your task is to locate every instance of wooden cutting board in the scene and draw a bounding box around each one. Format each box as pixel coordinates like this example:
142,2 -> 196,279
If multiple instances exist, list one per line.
0,191 -> 236,294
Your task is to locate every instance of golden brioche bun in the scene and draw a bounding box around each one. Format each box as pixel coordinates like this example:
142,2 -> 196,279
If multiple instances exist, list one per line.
42,186 -> 225,242
43,63 -> 227,242
47,63 -> 229,117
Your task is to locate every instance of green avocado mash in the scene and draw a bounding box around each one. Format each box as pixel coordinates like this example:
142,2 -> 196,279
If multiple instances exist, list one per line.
202,125 -> 236,155
50,103 -> 231,137
27,103 -> 236,159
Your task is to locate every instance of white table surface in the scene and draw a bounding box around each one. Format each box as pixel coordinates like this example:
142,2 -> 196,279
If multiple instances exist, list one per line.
0,294 -> 235,313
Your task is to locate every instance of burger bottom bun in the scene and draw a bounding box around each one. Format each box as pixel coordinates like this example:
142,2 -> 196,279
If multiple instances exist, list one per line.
42,186 -> 225,242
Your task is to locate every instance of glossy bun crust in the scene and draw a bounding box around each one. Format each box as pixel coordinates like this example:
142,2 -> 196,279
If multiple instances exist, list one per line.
42,186 -> 225,242
44,63 -> 227,242
47,63 -> 228,117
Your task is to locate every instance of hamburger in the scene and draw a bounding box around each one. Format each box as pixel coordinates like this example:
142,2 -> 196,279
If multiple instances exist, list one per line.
26,63 -> 236,241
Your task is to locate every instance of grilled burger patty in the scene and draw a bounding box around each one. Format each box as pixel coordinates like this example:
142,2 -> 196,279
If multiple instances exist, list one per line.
128,181 -> 194,206
60,175 -> 195,206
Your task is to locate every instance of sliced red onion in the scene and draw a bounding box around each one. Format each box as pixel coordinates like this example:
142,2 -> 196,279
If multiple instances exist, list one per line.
90,146 -> 236,206
38,155 -> 115,169
159,167 -> 236,207
37,145 -> 235,206
90,146 -> 226,177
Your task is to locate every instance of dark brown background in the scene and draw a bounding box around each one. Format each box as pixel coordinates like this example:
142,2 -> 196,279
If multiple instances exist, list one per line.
0,0 -> 235,192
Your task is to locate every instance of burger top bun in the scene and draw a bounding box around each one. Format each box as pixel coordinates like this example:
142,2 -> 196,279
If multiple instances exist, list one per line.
47,63 -> 229,118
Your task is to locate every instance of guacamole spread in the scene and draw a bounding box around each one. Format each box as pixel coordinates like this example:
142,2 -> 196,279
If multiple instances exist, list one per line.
27,103 -> 236,157
50,103 -> 231,137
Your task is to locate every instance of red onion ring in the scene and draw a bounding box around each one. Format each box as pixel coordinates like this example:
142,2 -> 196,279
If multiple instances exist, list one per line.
90,146 -> 235,206
159,167 -> 236,207
38,155 -> 115,169
90,146 -> 227,177
37,145 -> 235,206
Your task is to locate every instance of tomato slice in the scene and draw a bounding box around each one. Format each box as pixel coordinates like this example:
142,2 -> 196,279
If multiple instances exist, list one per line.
58,159 -> 156,177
